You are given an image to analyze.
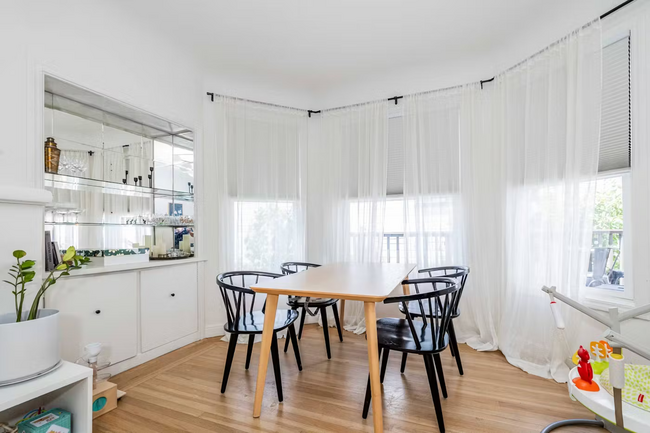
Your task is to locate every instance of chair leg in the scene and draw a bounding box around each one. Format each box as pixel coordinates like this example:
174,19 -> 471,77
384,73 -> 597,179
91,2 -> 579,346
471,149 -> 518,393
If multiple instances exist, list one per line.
332,302 -> 344,342
449,338 -> 456,357
288,322 -> 302,371
221,333 -> 238,393
298,306 -> 307,340
245,334 -> 255,370
284,307 -> 296,353
432,354 -> 448,398
400,352 -> 408,374
380,348 -> 390,383
448,320 -> 464,375
423,355 -> 445,433
283,333 -> 290,353
270,332 -> 283,402
320,307 -> 331,359
362,347 -> 382,419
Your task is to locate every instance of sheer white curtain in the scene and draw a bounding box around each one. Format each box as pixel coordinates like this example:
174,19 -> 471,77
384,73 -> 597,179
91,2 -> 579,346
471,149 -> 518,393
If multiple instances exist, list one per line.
456,22 -> 602,380
402,89 -> 465,268
308,101 -> 388,333
454,84 -> 505,352
213,96 -> 307,273
210,96 -> 308,342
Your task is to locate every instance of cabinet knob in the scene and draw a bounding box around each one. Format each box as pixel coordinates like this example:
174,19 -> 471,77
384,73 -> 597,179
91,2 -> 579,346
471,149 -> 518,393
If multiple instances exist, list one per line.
171,293 -> 176,297
95,310 -> 101,314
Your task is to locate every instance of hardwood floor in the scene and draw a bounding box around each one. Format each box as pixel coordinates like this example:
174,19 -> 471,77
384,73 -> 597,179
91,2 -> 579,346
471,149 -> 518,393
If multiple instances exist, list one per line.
95,324 -> 603,432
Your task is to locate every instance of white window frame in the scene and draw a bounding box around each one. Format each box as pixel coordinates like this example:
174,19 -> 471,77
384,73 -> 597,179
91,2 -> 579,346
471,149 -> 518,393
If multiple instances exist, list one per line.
583,170 -> 633,309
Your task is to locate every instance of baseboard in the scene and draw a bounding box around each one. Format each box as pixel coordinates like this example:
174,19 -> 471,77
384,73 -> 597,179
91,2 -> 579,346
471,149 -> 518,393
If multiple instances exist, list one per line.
205,324 -> 225,338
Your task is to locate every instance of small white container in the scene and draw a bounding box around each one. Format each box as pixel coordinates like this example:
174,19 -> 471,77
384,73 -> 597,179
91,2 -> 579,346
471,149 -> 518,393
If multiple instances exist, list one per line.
0,309 -> 61,386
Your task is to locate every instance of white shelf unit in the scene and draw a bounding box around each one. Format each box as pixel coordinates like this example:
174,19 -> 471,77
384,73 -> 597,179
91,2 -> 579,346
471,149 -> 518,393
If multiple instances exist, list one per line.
0,361 -> 93,432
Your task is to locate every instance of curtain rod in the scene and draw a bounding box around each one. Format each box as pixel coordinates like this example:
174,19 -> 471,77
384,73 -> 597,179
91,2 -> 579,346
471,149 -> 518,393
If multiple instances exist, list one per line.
601,0 -> 636,19
207,0 -> 638,114
479,0 -> 637,87
205,92 -> 410,115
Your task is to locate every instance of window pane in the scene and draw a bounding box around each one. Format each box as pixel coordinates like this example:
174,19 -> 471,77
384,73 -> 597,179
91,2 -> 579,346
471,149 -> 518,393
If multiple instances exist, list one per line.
587,176 -> 625,290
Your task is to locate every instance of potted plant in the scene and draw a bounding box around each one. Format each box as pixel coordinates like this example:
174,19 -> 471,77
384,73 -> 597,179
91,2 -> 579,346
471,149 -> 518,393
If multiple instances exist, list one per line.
0,247 -> 90,385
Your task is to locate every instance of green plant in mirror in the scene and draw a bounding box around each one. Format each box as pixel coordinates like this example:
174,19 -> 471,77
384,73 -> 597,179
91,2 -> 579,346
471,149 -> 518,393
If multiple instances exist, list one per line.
3,247 -> 90,322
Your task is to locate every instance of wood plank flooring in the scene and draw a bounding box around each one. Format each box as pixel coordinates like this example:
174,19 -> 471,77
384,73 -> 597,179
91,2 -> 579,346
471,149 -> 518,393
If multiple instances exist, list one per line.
95,324 -> 604,432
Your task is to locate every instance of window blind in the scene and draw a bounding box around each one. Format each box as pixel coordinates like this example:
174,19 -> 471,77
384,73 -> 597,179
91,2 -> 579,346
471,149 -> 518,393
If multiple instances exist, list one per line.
387,116 -> 404,195
599,35 -> 631,172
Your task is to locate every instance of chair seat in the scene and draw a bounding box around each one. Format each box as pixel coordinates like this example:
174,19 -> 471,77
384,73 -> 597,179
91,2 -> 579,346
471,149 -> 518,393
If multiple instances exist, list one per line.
287,297 -> 338,308
376,318 -> 448,354
224,309 -> 299,334
398,301 -> 460,319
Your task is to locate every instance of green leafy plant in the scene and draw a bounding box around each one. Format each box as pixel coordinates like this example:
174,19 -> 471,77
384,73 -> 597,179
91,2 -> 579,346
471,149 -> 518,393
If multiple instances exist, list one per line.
3,247 -> 90,322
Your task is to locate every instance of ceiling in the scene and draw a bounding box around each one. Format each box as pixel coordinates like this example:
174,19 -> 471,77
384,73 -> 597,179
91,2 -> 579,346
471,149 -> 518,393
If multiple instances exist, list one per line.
120,0 -> 623,107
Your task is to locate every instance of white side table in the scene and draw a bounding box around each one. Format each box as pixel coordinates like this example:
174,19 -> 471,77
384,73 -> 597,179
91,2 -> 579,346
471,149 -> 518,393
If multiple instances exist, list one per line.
0,361 -> 93,432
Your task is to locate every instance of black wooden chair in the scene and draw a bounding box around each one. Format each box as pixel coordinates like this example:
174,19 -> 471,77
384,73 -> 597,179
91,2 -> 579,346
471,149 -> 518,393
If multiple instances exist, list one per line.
217,271 -> 302,401
362,277 -> 460,433
399,266 -> 469,376
280,262 -> 343,359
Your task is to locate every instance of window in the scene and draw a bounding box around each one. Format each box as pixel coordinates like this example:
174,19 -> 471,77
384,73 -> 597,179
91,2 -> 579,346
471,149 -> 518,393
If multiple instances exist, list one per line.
585,34 -> 632,300
234,200 -> 301,271
586,174 -> 631,298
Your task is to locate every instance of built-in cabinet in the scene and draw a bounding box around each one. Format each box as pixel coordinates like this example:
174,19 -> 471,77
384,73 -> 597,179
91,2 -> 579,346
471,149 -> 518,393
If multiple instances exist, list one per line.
141,263 -> 198,352
45,261 -> 201,374
46,272 -> 138,365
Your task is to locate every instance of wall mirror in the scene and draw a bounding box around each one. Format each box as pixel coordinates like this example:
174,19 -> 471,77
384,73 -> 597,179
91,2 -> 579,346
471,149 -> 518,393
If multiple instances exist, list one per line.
43,75 -> 195,261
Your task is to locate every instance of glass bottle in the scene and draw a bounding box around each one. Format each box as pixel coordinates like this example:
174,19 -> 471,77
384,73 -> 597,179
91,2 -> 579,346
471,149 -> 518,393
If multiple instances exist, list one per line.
44,137 -> 61,174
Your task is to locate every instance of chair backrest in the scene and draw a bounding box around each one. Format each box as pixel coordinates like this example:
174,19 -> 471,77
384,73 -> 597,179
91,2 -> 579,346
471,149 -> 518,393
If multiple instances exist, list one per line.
280,262 -> 321,275
385,277 -> 460,350
418,266 -> 469,315
216,271 -> 282,331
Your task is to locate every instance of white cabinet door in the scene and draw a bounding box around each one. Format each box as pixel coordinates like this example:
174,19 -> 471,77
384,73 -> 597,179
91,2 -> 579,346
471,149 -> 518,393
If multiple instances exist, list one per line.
45,273 -> 138,364
140,263 -> 198,352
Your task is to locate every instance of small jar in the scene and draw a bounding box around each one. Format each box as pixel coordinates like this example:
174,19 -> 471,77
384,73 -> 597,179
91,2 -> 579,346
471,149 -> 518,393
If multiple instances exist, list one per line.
44,137 -> 61,174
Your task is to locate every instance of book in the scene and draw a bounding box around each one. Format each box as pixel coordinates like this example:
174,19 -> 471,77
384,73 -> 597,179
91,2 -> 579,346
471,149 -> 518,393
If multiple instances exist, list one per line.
52,241 -> 62,267
44,231 -> 54,272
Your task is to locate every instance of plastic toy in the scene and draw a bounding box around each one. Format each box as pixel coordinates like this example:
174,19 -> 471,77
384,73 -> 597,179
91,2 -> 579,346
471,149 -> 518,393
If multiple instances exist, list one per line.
541,285 -> 650,432
590,340 -> 611,375
574,345 -> 600,391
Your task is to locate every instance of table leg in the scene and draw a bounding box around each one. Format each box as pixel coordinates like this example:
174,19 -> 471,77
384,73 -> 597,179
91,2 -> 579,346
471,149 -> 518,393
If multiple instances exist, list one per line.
253,294 -> 279,418
402,276 -> 410,295
339,299 -> 346,325
364,301 -> 383,432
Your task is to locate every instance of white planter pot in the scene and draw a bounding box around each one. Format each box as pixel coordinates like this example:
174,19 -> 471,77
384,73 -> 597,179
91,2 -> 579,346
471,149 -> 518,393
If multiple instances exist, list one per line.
0,309 -> 61,386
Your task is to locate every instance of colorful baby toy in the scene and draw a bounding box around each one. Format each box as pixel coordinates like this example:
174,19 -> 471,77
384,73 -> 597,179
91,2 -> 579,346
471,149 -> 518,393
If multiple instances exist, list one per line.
573,345 -> 600,392
590,340 -> 613,375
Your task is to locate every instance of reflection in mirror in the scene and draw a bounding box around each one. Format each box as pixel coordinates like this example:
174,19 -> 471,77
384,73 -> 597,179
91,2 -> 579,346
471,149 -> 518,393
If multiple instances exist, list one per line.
43,75 -> 194,256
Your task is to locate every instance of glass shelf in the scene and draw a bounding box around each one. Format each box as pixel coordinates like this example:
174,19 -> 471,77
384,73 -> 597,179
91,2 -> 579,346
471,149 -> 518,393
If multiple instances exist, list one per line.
44,222 -> 193,228
44,172 -> 194,201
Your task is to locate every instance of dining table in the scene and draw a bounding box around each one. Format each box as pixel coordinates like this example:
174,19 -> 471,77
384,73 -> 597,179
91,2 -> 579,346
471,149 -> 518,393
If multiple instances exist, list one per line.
250,262 -> 416,433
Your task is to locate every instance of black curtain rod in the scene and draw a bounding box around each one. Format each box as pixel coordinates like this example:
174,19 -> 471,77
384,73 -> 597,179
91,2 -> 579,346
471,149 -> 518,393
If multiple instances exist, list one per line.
206,92 -> 315,114
479,0 -> 637,88
480,77 -> 495,89
601,0 -> 636,19
388,96 -> 403,105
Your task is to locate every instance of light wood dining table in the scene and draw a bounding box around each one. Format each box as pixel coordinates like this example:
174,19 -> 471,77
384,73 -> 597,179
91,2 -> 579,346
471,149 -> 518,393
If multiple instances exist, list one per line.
250,262 -> 415,433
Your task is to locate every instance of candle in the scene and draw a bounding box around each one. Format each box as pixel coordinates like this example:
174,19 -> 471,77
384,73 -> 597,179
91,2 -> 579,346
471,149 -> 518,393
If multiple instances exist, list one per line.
182,235 -> 191,253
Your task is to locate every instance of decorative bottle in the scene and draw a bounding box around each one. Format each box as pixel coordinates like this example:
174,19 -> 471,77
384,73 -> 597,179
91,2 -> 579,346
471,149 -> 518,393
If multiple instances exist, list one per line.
44,137 -> 61,174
